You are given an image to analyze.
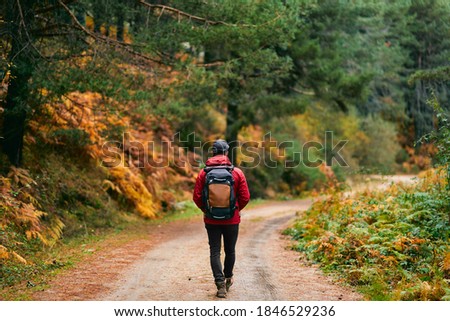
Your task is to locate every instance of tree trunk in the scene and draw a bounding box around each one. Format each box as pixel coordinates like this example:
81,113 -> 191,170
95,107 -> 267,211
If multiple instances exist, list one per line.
3,67 -> 29,167
93,2 -> 104,34
117,12 -> 125,42
2,0 -> 34,167
226,101 -> 239,165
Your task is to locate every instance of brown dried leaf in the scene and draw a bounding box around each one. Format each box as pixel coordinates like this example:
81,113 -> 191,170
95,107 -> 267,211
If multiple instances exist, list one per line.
0,245 -> 10,260
11,251 -> 27,264
442,252 -> 450,271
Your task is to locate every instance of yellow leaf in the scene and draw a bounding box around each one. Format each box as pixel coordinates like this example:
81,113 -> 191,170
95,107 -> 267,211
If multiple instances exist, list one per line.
0,245 -> 9,259
443,252 -> 450,271
11,251 -> 27,264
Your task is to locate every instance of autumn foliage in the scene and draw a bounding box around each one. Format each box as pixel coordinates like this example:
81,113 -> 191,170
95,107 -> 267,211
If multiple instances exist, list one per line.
286,170 -> 450,300
0,167 -> 64,265
1,63 -> 196,267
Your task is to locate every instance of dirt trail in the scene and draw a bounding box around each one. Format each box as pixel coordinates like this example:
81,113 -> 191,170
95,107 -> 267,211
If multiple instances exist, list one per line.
98,200 -> 360,301
35,175 -> 415,301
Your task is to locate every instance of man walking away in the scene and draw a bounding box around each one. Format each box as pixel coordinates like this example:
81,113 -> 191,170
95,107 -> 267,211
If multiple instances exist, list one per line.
193,139 -> 250,298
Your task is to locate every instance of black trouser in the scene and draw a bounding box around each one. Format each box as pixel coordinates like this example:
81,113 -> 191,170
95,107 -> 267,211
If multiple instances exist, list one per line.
205,223 -> 239,284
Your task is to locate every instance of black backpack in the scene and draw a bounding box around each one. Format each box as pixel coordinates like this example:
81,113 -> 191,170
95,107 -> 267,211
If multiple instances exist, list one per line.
202,165 -> 236,220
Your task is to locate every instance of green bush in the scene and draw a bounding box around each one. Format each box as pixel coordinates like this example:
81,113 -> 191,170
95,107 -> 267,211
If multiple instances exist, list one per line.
356,116 -> 402,173
49,129 -> 91,148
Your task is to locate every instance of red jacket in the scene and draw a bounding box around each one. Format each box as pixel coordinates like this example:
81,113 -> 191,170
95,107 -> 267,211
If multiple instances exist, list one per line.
193,155 -> 250,225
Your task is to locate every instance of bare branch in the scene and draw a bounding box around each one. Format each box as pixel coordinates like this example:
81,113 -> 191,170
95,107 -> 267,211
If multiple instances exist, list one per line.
57,0 -> 100,39
197,61 -> 225,68
138,0 -> 284,29
46,53 -> 94,60
290,87 -> 315,96
16,0 -> 46,59
57,0 -> 165,65
138,0 -> 238,26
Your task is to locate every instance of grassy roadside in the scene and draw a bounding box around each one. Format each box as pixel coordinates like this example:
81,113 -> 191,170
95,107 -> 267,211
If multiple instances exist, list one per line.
285,170 -> 450,300
0,217 -> 146,300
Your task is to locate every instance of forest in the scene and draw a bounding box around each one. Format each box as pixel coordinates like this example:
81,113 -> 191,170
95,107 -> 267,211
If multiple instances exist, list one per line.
0,0 -> 449,301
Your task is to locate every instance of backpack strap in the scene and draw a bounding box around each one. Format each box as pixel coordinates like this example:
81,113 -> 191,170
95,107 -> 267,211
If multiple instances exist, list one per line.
204,165 -> 234,173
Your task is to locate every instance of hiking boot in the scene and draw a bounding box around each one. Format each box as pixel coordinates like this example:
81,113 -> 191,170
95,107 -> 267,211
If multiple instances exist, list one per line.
216,282 -> 227,298
225,277 -> 234,292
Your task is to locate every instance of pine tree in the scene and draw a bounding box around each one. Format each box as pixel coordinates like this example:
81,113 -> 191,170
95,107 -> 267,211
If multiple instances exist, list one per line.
402,0 -> 450,141
286,0 -> 377,114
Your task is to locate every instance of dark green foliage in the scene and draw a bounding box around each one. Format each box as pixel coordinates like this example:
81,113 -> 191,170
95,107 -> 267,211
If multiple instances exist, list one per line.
287,0 -> 377,112
411,46 -> 450,187
401,0 -> 450,140
49,129 -> 91,147
418,96 -> 450,188
410,66 -> 450,83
